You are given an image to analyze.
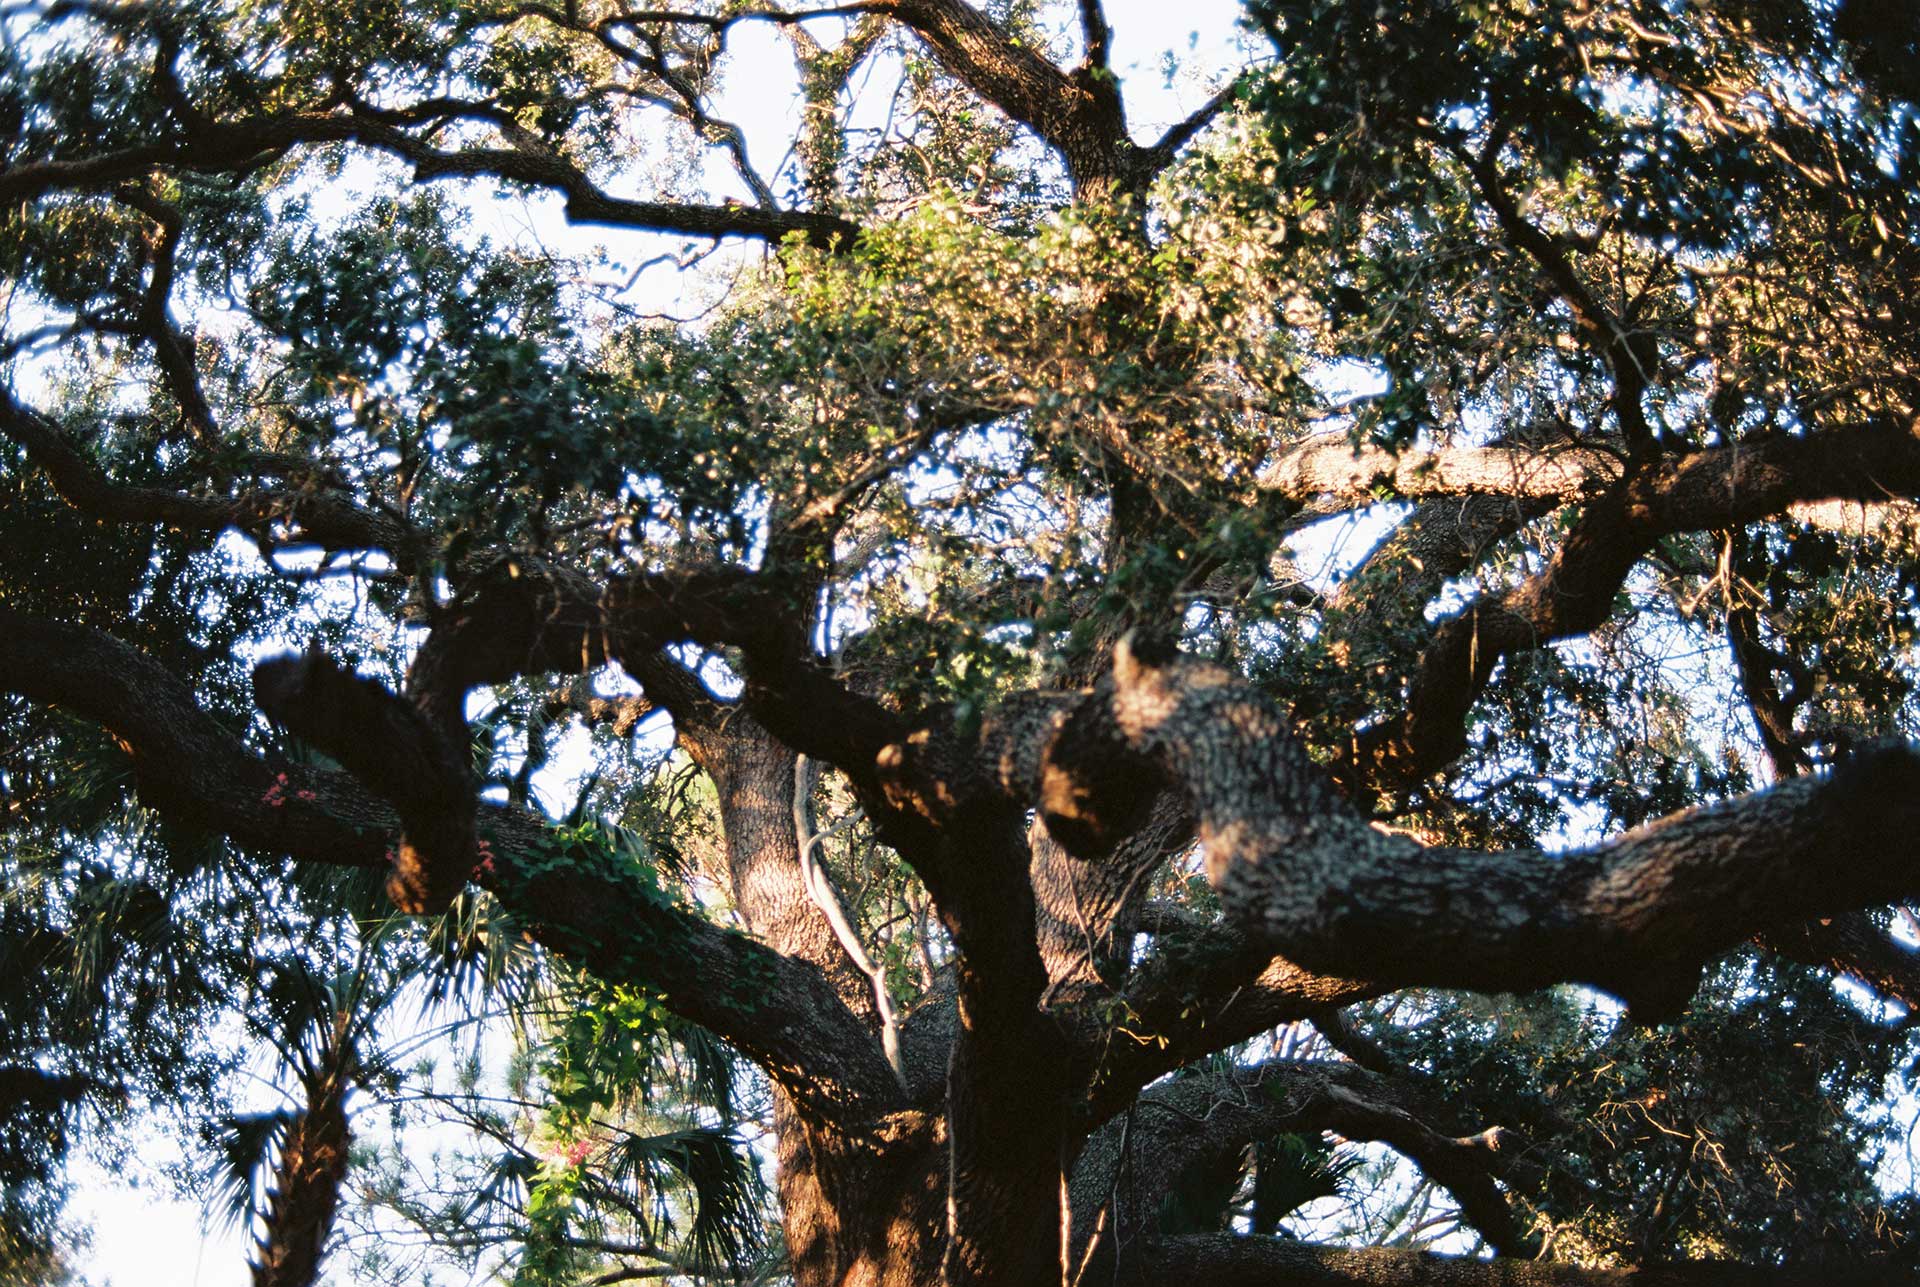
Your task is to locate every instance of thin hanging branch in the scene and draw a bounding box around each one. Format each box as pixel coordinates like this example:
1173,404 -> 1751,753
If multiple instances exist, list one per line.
794,753 -> 907,1092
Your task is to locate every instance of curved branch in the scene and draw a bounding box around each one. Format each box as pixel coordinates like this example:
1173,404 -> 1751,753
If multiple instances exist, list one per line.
1344,418 -> 1920,792
1727,602 -> 1812,778
0,107 -> 860,249
417,557 -> 913,800
1030,792 -> 1191,1000
1456,143 -> 1659,456
793,754 -> 906,1089
102,185 -> 220,443
1070,1059 -> 1536,1269
0,610 -> 903,1118
253,647 -> 476,914
1081,920 -> 1384,1120
0,608 -> 392,866
0,389 -> 427,565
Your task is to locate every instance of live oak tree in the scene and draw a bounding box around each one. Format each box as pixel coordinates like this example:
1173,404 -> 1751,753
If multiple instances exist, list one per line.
5,0 -> 1920,1284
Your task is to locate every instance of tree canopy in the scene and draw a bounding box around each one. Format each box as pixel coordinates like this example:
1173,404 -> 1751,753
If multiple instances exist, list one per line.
4,0 -> 1920,1283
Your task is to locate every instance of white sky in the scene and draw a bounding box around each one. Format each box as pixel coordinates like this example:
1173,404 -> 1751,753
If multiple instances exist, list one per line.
68,4 -> 1259,1285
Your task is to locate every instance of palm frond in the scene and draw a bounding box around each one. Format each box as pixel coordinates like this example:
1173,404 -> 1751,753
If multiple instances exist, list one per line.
601,1126 -> 767,1276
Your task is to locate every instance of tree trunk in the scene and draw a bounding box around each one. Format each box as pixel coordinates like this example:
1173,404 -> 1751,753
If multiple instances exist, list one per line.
685,706 -> 950,1283
775,1099 -> 946,1287
252,1083 -> 349,1287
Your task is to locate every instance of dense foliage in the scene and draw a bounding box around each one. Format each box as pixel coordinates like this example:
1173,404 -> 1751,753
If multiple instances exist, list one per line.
4,1 -> 1920,1284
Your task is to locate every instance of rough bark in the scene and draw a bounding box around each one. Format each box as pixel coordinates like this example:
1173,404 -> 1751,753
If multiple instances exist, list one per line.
1019,637 -> 1920,1021
680,708 -> 874,1017
9,7 -> 1920,1287
1258,432 -> 1622,506
252,1083 -> 349,1287
254,647 -> 475,914
667,667 -> 938,1284
883,0 -> 1146,194
768,1106 -> 946,1287
0,609 -> 903,1122
1029,793 -> 1191,1001
17,547 -> 1920,1283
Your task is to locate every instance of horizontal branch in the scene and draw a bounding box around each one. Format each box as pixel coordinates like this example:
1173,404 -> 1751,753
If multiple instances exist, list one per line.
374,125 -> 859,248
1032,638 -> 1920,1022
1261,429 -> 1920,533
1257,432 -> 1622,506
0,1065 -> 119,1109
0,106 -> 859,249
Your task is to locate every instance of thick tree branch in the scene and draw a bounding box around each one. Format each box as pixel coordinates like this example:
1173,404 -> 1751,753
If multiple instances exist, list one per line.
1785,497 -> 1920,536
0,610 -> 903,1118
1257,432 -> 1623,507
0,609 -> 393,865
253,647 -> 477,914
1308,1006 -> 1401,1078
1029,793 -> 1191,1000
1076,0 -> 1111,71
0,1065 -> 119,1109
1756,911 -> 1920,1013
476,799 -> 906,1118
882,0 -> 1143,191
1343,418 -> 1920,792
418,558 -> 913,803
1031,638 -> 1920,1023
